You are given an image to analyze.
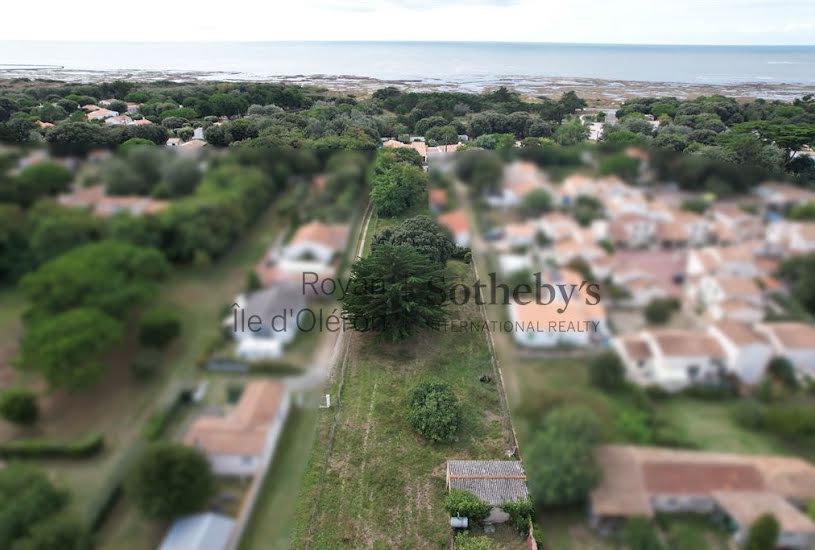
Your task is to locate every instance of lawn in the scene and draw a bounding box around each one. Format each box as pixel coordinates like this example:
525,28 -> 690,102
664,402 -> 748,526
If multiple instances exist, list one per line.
289,260 -> 514,549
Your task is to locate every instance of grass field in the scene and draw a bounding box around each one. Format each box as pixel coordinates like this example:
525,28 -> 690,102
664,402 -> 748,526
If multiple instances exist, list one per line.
289,257 -> 522,549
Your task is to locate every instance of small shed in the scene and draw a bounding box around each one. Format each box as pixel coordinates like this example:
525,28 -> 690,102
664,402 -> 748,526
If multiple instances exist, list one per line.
446,460 -> 530,524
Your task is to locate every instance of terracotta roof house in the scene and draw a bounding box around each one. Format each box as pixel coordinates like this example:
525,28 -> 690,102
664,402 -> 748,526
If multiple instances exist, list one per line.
57,185 -> 169,218
446,460 -> 529,524
438,209 -> 471,247
86,108 -> 118,121
256,221 -> 349,291
590,445 -> 815,548
428,188 -> 448,212
184,380 -> 290,477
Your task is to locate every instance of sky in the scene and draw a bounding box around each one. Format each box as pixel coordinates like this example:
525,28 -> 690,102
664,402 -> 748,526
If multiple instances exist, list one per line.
4,0 -> 815,45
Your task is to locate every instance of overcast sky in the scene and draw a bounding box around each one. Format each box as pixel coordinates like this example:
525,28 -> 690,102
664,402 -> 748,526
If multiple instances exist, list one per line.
5,0 -> 815,45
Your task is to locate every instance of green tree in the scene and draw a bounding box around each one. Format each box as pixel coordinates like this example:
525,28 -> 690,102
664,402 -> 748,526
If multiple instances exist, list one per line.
19,308 -> 124,389
622,517 -> 665,550
554,119 -> 589,146
45,122 -> 110,156
666,523 -> 710,550
644,297 -> 680,325
744,514 -> 780,550
525,406 -> 602,507
20,240 -> 169,317
127,442 -> 215,520
118,137 -> 155,154
138,306 -> 182,349
599,153 -> 640,182
372,215 -> 456,264
767,356 -> 798,390
407,381 -> 461,443
3,161 -> 73,208
15,514 -> 92,550
519,188 -> 552,217
455,149 -> 503,196
341,244 -> 448,341
589,352 -> 626,391
445,489 -> 491,523
788,201 -> 815,221
370,162 -> 427,217
0,464 -> 70,548
0,387 -> 39,425
425,125 -> 459,145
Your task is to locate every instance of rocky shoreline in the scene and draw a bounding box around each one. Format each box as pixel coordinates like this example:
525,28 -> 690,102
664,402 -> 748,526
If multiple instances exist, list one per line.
1,66 -> 813,106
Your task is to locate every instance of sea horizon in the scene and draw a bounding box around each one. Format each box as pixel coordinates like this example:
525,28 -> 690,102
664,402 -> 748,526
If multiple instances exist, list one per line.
3,40 -> 815,100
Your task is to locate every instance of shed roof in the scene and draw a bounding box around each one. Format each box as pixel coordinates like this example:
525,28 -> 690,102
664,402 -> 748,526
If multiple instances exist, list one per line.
159,512 -> 235,550
447,460 -> 529,506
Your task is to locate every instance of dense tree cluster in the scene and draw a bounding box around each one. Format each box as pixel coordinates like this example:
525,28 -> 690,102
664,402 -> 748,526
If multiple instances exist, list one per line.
369,148 -> 428,217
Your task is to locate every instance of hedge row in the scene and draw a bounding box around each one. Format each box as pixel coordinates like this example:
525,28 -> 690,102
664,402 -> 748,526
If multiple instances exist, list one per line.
0,432 -> 104,459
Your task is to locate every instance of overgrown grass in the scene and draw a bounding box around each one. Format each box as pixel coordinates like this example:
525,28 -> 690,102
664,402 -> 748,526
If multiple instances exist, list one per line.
289,261 -> 511,549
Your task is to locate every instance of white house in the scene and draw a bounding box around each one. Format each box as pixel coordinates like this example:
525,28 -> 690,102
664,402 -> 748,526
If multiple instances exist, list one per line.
184,380 -> 290,477
757,322 -> 815,379
708,321 -> 774,385
613,329 -> 727,392
225,283 -> 305,360
446,460 -> 530,524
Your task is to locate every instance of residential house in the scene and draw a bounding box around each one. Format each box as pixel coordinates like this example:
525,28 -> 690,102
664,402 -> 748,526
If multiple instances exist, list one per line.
766,221 -> 815,256
485,160 -> 550,208
446,460 -> 530,524
105,115 -> 134,126
382,138 -> 427,162
708,321 -> 774,385
510,269 -> 608,348
256,221 -> 350,289
613,329 -> 726,391
710,203 -> 764,244
184,380 -> 290,477
438,209 -> 471,248
159,513 -> 236,550
86,108 -> 118,121
225,283 -> 306,360
57,185 -> 169,218
590,445 -> 815,549
428,188 -> 449,213
695,275 -> 764,323
756,182 -> 815,212
757,322 -> 815,378
608,213 -> 657,249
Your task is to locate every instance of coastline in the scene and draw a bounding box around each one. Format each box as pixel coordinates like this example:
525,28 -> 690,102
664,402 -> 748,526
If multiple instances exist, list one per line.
1,67 -> 813,105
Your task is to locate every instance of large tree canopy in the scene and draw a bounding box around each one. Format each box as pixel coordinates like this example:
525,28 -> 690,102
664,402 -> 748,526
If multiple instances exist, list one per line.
20,240 -> 169,317
372,215 -> 456,264
127,442 -> 215,520
341,243 -> 448,341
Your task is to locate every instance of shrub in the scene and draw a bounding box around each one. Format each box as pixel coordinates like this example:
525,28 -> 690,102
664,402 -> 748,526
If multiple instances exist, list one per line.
138,306 -> 182,349
767,356 -> 798,390
0,387 -> 39,425
130,349 -> 163,379
0,433 -> 104,459
406,381 -> 461,443
621,517 -> 665,550
453,532 -> 502,550
764,404 -> 815,438
667,523 -> 710,550
501,498 -> 534,533
745,514 -> 779,550
445,489 -> 491,523
589,352 -> 626,391
732,400 -> 766,430
644,297 -> 680,325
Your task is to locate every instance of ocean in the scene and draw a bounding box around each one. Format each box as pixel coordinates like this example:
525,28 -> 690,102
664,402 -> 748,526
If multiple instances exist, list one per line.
1,41 -> 814,98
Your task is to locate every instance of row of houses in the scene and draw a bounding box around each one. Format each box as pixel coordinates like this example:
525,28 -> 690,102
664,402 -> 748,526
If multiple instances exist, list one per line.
591,445 -> 815,549
613,321 -> 815,391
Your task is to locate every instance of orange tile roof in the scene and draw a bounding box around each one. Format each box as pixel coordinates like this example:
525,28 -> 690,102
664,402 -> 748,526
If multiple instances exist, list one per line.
438,209 -> 469,236
184,380 -> 286,456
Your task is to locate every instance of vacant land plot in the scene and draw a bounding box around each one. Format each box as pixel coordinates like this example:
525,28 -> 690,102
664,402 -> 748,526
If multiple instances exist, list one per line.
290,260 -> 520,549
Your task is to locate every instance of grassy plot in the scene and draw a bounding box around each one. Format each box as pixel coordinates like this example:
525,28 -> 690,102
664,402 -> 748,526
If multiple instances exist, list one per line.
290,261 -> 519,549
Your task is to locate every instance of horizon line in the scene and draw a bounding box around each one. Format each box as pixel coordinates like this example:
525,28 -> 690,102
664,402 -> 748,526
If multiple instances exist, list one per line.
2,39 -> 815,48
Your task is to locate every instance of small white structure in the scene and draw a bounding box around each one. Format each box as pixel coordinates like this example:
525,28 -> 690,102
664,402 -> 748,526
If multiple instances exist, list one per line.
159,512 -> 236,550
226,283 -> 305,360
